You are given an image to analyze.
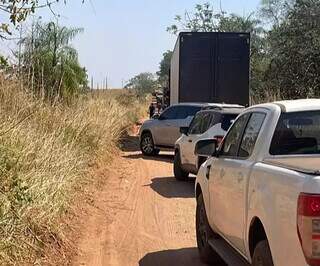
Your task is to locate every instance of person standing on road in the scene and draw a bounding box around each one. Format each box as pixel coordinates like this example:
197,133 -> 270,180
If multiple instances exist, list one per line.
149,103 -> 155,118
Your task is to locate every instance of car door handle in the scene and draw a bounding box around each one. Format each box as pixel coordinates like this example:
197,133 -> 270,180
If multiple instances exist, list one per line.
206,165 -> 211,179
188,139 -> 192,143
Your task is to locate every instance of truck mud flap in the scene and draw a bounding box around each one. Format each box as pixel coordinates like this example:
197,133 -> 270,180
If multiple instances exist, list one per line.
208,238 -> 250,266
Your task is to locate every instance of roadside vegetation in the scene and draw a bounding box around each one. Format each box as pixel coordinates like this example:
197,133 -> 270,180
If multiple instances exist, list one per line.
0,10 -> 147,264
0,74 -> 146,264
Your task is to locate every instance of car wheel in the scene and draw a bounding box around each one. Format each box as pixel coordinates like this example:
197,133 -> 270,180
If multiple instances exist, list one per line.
140,132 -> 157,156
252,240 -> 274,266
173,151 -> 189,181
196,194 -> 222,264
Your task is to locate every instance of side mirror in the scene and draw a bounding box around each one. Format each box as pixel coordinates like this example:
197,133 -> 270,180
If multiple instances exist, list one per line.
180,126 -> 189,136
152,114 -> 160,119
194,139 -> 217,157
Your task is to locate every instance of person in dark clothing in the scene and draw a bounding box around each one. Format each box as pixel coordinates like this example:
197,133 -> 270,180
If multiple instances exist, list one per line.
149,103 -> 155,118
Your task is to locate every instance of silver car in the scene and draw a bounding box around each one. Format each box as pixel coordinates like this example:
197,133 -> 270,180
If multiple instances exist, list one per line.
139,103 -> 243,156
139,103 -> 204,155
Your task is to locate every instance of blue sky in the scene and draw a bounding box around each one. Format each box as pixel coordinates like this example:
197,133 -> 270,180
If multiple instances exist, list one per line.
29,0 -> 260,88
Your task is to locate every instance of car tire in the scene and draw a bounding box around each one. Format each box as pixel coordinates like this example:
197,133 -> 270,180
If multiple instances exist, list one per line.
140,132 -> 157,156
196,194 -> 222,264
173,151 -> 189,181
252,240 -> 274,266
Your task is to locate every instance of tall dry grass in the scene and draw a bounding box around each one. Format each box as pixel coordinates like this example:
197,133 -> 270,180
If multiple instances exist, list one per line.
0,76 -> 146,264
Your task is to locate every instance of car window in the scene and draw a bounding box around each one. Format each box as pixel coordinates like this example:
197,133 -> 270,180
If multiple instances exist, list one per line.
220,114 -> 239,131
220,113 -> 249,157
189,112 -> 204,134
162,105 -> 202,120
175,106 -> 191,119
201,113 -> 213,133
185,106 -> 202,117
239,113 -> 266,158
189,112 -> 213,135
270,111 -> 320,155
160,106 -> 177,120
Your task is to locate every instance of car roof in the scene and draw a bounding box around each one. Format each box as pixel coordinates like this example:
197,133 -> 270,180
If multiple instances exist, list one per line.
171,102 -> 245,109
250,99 -> 320,113
196,108 -> 243,115
274,99 -> 320,112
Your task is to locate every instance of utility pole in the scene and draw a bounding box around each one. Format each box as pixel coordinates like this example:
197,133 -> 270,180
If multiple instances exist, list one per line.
105,75 -> 108,90
18,24 -> 23,90
91,77 -> 94,90
18,25 -> 23,75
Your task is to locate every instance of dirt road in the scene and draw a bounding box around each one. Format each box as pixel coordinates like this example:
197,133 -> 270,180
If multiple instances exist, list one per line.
72,136 -> 224,266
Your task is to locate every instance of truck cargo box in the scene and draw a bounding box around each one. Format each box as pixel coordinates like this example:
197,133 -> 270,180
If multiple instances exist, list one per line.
170,32 -> 250,106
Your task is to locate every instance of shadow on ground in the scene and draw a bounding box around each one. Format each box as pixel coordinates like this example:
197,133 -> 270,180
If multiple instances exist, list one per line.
144,176 -> 195,198
139,247 -> 226,266
124,153 -> 174,163
119,134 -> 140,152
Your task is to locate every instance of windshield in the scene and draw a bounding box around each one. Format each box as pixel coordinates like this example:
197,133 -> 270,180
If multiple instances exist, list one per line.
270,111 -> 320,155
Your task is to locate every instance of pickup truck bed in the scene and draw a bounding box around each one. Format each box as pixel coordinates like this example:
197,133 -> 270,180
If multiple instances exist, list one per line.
264,156 -> 320,175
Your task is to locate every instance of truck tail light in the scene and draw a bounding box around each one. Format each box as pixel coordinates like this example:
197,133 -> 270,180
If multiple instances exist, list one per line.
297,193 -> 320,266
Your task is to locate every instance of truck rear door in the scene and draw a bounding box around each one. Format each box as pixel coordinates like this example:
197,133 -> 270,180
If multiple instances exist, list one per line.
179,34 -> 213,103
216,34 -> 250,106
209,112 -> 266,254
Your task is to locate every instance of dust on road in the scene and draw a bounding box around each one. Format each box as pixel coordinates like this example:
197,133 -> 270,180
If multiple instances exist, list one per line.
72,136 -> 223,266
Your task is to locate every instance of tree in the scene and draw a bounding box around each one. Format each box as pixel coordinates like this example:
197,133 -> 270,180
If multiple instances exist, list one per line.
259,0 -> 294,26
157,50 -> 172,86
263,0 -> 320,98
167,3 -> 222,34
0,0 -> 82,38
125,72 -> 158,97
20,20 -> 87,100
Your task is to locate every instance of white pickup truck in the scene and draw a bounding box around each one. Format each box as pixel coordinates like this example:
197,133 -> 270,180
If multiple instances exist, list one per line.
194,99 -> 320,266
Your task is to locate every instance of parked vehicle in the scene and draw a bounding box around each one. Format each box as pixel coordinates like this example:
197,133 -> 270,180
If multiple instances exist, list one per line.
170,32 -> 250,106
139,103 -> 202,155
139,103 -> 242,156
194,99 -> 320,266
174,106 -> 243,180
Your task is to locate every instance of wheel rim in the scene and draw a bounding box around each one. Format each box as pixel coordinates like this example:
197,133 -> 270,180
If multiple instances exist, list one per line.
198,203 -> 208,248
141,136 -> 153,154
